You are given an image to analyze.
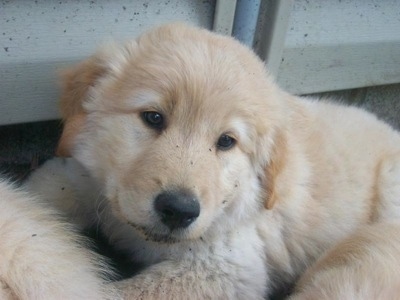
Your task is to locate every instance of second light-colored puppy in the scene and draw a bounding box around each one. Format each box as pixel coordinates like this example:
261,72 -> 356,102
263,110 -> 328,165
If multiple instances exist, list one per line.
27,23 -> 400,298
0,180 -> 118,300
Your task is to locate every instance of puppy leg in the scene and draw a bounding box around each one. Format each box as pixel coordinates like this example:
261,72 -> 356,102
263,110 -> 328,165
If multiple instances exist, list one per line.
0,180 -> 119,300
113,258 -> 267,300
25,157 -> 101,230
290,222 -> 400,300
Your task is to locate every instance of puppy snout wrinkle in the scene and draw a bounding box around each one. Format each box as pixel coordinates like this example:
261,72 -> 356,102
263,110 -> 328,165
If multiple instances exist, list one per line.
154,190 -> 200,230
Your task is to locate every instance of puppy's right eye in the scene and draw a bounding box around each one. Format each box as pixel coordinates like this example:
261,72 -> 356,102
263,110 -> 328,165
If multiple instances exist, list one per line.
217,134 -> 236,151
141,111 -> 164,129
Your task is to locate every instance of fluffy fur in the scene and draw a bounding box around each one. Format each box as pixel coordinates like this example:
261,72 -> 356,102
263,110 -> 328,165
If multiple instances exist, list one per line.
0,180 -> 119,299
26,23 -> 400,298
290,222 -> 400,300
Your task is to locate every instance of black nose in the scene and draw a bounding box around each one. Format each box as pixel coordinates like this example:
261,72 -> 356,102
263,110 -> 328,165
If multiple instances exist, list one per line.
154,190 -> 200,230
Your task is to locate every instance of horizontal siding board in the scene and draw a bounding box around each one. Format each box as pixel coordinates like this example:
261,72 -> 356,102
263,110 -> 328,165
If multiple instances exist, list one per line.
276,0 -> 400,94
0,61 -> 72,125
1,0 -> 400,124
0,0 -> 215,125
278,41 -> 400,94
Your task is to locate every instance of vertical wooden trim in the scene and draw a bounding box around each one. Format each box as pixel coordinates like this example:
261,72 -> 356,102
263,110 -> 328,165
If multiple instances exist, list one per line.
255,0 -> 293,77
213,0 -> 237,35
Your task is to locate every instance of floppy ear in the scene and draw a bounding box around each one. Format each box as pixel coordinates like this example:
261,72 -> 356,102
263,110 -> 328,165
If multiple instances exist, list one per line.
56,42 -> 138,156
262,129 -> 288,210
56,113 -> 86,157
56,57 -> 107,157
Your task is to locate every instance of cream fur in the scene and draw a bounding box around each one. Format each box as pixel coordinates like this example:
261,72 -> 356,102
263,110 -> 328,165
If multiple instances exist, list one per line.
290,222 -> 400,300
0,180 -> 119,299
25,23 -> 400,298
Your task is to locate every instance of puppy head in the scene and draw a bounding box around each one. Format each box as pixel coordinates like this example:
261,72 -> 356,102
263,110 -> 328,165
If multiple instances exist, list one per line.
57,23 -> 288,242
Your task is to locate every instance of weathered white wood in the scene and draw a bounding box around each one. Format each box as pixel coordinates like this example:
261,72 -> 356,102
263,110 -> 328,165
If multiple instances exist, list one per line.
232,0 -> 261,47
213,0 -> 237,35
2,0 -> 400,125
277,0 -> 400,94
0,0 -> 215,125
254,0 -> 293,77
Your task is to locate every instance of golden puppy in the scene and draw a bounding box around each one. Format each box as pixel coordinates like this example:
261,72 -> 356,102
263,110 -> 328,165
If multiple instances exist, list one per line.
0,180 -> 118,299
26,23 -> 400,298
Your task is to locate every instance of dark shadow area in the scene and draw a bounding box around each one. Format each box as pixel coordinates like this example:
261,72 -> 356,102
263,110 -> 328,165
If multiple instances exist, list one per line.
0,120 -> 62,181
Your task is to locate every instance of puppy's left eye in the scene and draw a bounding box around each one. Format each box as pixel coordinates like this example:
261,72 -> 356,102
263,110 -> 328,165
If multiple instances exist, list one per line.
141,111 -> 164,129
217,134 -> 236,150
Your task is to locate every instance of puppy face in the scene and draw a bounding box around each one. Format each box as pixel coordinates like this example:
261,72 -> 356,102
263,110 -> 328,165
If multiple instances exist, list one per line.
59,24 -> 287,242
